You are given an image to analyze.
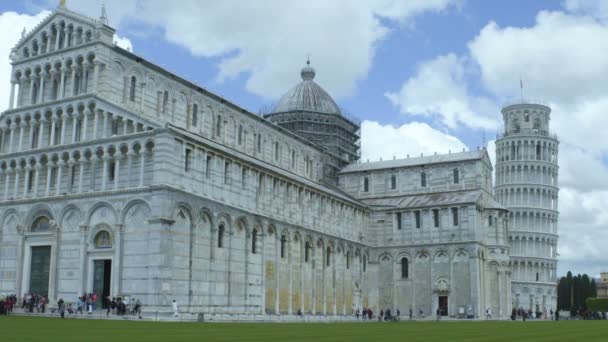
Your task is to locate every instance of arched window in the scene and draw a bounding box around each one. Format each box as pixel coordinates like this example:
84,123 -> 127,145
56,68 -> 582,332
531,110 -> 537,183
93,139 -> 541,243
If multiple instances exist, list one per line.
363,177 -> 369,192
453,168 -> 459,184
94,230 -> 112,248
280,235 -> 287,259
162,91 -> 169,114
256,134 -> 262,153
217,224 -> 225,248
513,119 -> 520,133
251,229 -> 258,254
401,257 -> 409,279
326,246 -> 331,267
363,255 -> 367,272
536,143 -> 541,160
129,76 -> 136,102
238,125 -> 243,145
305,241 -> 311,263
533,118 -> 540,130
274,141 -> 280,161
31,216 -> 51,232
216,115 -> 222,137
536,272 -> 539,282
489,215 -> 493,226
524,112 -> 529,122
192,104 -> 198,127
346,251 -> 350,269
420,172 -> 427,187
390,174 -> 396,189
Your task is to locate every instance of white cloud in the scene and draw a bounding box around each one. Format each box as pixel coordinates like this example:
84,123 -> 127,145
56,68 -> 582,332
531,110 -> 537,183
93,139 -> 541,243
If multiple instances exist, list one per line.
360,120 -> 467,161
381,3 -> 608,276
385,54 -> 500,130
113,34 -> 133,52
0,10 -> 51,111
61,0 -> 456,99
469,11 -> 608,107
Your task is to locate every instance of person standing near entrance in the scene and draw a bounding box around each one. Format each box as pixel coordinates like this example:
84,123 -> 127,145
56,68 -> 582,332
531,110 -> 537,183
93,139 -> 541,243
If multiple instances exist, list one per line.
172,299 -> 179,318
436,308 -> 441,321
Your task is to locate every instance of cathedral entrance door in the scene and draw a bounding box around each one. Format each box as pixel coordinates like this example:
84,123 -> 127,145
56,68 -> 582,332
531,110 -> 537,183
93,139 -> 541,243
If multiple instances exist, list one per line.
438,295 -> 448,316
29,246 -> 51,296
92,259 -> 112,309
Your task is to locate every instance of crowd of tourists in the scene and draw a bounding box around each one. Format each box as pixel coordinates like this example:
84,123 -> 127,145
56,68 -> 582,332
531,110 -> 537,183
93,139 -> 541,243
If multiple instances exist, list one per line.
511,307 -> 559,321
0,295 -> 17,315
354,307 -> 402,321
22,293 -> 49,313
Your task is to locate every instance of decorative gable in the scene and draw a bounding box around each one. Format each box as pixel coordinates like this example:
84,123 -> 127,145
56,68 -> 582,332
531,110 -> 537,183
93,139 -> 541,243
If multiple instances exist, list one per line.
11,6 -> 115,62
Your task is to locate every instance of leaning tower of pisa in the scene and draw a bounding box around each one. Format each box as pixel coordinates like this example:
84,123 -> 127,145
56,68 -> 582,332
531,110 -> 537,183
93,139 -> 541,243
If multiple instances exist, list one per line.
494,102 -> 559,314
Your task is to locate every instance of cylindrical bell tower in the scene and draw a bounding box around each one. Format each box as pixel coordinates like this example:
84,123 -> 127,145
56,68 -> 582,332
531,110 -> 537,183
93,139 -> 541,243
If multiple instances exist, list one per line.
494,102 -> 559,314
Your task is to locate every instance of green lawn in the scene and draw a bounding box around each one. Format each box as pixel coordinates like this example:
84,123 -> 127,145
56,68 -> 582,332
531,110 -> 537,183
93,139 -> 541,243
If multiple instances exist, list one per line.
0,316 -> 605,342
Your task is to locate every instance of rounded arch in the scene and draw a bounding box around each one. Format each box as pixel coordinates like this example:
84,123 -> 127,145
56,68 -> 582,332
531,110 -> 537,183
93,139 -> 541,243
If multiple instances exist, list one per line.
59,204 -> 82,232
86,201 -> 118,226
26,203 -> 56,231
198,207 -> 213,226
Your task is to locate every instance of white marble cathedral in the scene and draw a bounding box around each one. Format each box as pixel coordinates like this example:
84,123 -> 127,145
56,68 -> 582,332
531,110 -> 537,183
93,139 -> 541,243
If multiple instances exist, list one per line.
0,3 -> 558,320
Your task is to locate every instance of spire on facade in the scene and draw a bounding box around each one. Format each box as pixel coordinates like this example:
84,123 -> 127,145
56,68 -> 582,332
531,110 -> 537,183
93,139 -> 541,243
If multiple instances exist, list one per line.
100,2 -> 108,25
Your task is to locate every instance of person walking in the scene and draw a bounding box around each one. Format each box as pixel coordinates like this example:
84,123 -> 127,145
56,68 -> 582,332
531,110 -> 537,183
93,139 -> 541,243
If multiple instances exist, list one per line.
172,300 -> 179,318
57,298 -> 65,319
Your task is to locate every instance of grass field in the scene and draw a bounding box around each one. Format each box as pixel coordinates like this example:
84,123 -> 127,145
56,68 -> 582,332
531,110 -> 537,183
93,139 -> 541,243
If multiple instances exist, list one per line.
0,316 -> 605,342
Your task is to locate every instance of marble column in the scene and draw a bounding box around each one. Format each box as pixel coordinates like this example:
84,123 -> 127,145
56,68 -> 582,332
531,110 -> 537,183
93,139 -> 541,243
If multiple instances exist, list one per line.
101,156 -> 109,191
13,165 -> 21,199
82,110 -> 89,141
78,158 -> 85,193
138,151 -> 145,187
50,115 -> 59,146
72,113 -> 79,143
60,113 -> 68,145
92,60 -> 100,93
77,225 -> 88,297
9,123 -> 16,153
18,76 -> 26,107
55,160 -> 64,195
17,121 -> 24,153
126,152 -> 134,188
23,165 -> 31,198
29,75 -> 36,105
101,111 -> 108,138
113,156 -> 121,190
38,118 -> 46,149
70,65 -> 77,97
59,67 -> 66,99
33,164 -> 41,197
9,80 -> 17,109
45,163 -> 52,196
38,73 -> 46,103
4,169 -> 11,200
81,62 -> 89,93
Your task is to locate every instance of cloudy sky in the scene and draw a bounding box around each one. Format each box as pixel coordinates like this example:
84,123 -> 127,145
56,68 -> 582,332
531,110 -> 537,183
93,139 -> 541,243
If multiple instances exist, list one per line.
1,0 -> 606,278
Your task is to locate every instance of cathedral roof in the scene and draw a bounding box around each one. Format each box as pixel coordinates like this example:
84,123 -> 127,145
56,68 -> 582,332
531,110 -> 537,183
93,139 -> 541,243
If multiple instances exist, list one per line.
273,60 -> 341,115
359,189 -> 507,211
339,150 -> 488,174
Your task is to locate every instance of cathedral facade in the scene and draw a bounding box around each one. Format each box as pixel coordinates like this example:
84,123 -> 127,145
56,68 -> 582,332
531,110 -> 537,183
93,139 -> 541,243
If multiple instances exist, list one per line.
0,4 -> 557,320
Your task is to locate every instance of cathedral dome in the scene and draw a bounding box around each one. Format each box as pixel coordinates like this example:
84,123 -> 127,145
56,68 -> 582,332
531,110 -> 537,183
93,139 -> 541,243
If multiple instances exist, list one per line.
274,60 -> 341,115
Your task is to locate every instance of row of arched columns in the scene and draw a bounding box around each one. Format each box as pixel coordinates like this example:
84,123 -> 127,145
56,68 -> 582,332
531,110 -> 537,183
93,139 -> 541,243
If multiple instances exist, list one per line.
10,52 -> 101,110
511,259 -> 557,284
0,138 -> 154,201
507,210 -> 558,234
495,163 -> 558,187
496,138 -> 558,163
508,234 -> 558,259
1,101 -> 154,154
495,187 -> 558,211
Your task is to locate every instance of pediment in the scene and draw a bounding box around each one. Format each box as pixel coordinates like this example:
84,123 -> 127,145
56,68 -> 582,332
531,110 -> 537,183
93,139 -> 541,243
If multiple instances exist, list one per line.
12,7 -> 114,61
